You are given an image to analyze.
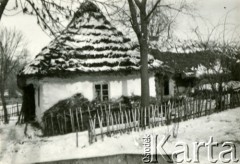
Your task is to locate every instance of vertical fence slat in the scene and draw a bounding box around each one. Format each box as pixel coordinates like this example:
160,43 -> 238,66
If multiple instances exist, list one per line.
50,113 -> 54,136
40,90 -> 240,139
75,108 -> 80,131
97,109 -> 104,141
69,108 -> 75,132
79,108 -> 84,131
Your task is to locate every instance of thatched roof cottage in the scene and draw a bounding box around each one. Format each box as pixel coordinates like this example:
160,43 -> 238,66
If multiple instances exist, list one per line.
151,41 -> 236,95
17,1 -> 169,122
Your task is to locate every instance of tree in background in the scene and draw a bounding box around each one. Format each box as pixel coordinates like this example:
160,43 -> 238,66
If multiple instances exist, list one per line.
7,49 -> 30,98
1,0 -> 192,107
0,27 -> 26,124
189,14 -> 240,111
0,0 -> 194,127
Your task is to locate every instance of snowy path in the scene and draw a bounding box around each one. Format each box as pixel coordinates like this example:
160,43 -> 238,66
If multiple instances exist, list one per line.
0,118 -> 19,162
0,108 -> 240,164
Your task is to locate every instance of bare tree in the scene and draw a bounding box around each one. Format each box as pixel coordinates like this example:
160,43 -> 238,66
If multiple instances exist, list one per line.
2,0 -> 192,107
7,49 -> 30,98
1,1 -> 194,127
102,0 -> 191,107
0,27 -> 25,124
190,14 -> 240,111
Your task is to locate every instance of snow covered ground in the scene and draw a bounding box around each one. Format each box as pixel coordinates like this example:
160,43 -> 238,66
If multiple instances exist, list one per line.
0,108 -> 240,164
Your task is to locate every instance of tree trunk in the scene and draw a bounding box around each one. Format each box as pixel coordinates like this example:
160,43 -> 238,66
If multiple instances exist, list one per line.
139,6 -> 150,108
140,38 -> 149,107
0,87 -> 8,124
139,9 -> 150,127
0,0 -> 9,21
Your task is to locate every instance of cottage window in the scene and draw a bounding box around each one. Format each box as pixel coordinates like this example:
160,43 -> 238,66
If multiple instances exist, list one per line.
164,79 -> 169,95
95,84 -> 109,101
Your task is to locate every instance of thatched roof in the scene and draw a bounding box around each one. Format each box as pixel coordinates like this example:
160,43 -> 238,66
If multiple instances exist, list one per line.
151,49 -> 225,78
151,49 -> 215,71
18,1 -> 162,78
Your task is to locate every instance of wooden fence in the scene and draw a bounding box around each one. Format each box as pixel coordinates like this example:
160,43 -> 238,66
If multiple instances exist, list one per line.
43,103 -> 132,136
88,91 -> 240,144
88,98 -> 216,143
0,103 -> 21,122
42,90 -> 240,140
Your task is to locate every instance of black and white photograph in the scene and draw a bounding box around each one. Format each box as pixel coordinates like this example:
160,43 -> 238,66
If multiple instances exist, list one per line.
0,0 -> 240,163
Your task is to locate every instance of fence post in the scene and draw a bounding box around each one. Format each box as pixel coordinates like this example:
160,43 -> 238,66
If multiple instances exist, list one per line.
137,107 -> 140,131
56,115 -> 61,134
111,107 -> 115,134
159,105 -> 162,125
209,95 -> 212,114
194,99 -> 197,119
199,97 -> 203,117
97,109 -> 104,141
118,111 -> 123,134
132,108 -> 136,131
69,108 -> 75,132
152,105 -> 156,127
128,110 -> 132,131
76,130 -> 78,147
88,118 -> 93,144
75,108 -> 80,131
164,102 -> 167,124
191,100 -> 194,119
106,105 -> 110,135
229,92 -> 232,108
144,107 -> 147,129
177,101 -> 180,122
154,105 -> 158,126
17,102 -> 19,116
188,100 -> 191,120
204,97 -> 208,116
146,106 -> 149,128
92,115 -> 97,142
79,107 -> 84,131
113,112 -> 119,132
174,102 -> 177,122
63,111 -> 67,133
125,110 -> 130,132
50,113 -> 54,136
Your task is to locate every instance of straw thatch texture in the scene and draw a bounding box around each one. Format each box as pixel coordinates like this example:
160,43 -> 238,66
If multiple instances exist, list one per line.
19,1 -> 162,78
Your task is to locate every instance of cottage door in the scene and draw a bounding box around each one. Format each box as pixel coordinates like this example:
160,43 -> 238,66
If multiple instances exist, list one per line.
22,84 -> 36,122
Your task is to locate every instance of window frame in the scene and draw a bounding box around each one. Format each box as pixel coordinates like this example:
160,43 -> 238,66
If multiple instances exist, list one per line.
94,83 -> 109,101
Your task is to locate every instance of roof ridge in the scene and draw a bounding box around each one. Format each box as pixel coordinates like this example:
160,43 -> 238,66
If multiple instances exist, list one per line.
78,0 -> 101,14
18,1 -> 164,77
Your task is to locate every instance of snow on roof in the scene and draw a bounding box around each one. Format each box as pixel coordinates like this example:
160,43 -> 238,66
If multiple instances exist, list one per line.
151,36 -> 240,55
151,47 -> 233,78
185,62 -> 223,78
198,81 -> 240,91
19,1 -> 163,77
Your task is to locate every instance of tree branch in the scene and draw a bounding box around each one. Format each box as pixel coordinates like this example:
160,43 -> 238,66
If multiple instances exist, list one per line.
127,0 -> 141,38
0,0 -> 9,20
26,0 -> 56,36
146,0 -> 162,20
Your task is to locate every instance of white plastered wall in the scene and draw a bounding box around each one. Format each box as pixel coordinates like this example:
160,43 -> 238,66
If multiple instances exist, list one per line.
27,73 -> 156,122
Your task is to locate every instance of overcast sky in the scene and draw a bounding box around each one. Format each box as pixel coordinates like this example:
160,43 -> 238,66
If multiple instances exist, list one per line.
1,0 -> 240,59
